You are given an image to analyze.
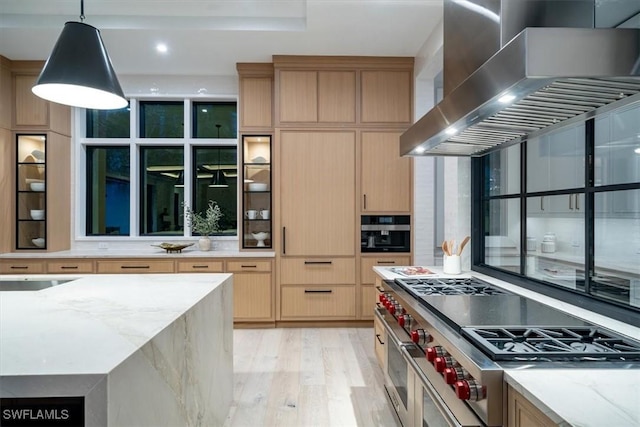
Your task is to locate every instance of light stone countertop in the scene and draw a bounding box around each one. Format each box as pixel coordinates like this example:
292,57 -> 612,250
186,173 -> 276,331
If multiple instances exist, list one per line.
0,248 -> 275,259
0,273 -> 231,376
374,266 -> 640,427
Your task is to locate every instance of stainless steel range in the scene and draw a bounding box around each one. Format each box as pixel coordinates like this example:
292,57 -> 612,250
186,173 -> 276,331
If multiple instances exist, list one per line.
376,276 -> 640,427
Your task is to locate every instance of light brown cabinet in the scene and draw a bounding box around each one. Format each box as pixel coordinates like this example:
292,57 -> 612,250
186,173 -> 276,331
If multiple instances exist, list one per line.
373,312 -> 386,367
277,70 -> 356,124
0,260 -> 45,274
361,131 -> 412,213
280,130 -> 356,256
237,63 -> 274,130
280,257 -> 355,285
47,260 -> 94,274
96,259 -> 175,274
508,386 -> 558,427
360,70 -> 412,124
176,260 -> 224,273
280,284 -> 355,319
227,259 -> 273,322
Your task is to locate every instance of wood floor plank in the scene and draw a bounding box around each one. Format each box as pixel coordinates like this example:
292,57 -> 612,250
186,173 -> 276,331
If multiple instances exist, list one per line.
225,327 -> 398,427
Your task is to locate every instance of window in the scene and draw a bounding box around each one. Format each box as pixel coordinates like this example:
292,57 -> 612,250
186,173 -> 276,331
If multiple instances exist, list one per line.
86,104 -> 130,138
140,147 -> 184,235
83,99 -> 238,239
192,147 -> 238,235
139,101 -> 184,138
475,99 -> 640,319
86,147 -> 130,235
192,102 -> 237,138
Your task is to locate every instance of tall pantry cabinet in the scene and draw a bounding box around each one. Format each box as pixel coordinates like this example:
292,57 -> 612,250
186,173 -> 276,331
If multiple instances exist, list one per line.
238,56 -> 414,324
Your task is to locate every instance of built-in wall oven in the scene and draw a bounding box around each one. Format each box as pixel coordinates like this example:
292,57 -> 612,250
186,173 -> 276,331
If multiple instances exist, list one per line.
361,215 -> 410,253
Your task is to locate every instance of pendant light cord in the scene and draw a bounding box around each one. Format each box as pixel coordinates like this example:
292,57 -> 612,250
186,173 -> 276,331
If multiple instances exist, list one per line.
79,0 -> 85,22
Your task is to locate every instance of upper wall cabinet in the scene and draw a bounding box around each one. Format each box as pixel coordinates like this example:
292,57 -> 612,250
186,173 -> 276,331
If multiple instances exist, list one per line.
273,56 -> 413,126
277,70 -> 356,124
1,57 -> 12,130
361,70 -> 412,124
11,67 -> 71,136
237,63 -> 274,131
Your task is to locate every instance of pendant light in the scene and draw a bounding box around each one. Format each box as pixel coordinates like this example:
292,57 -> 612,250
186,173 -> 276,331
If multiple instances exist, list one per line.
32,0 -> 127,110
209,149 -> 228,188
174,171 -> 184,188
209,125 -> 228,188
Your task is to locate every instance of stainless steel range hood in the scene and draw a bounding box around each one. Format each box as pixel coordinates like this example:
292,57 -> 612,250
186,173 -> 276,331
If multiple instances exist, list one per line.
401,6 -> 640,157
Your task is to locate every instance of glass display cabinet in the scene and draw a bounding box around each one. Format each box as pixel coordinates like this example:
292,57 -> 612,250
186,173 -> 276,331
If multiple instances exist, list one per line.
16,134 -> 47,250
242,135 -> 272,249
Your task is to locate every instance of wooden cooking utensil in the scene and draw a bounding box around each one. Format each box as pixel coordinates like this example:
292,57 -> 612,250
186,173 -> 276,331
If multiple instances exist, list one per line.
442,240 -> 449,256
458,235 -> 471,256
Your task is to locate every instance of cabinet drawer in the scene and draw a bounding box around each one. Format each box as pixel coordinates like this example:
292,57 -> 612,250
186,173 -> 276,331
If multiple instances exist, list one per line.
47,260 -> 94,274
280,285 -> 355,319
226,260 -> 272,273
280,257 -> 355,285
96,260 -> 175,274
0,260 -> 45,274
360,256 -> 410,284
176,260 -> 224,273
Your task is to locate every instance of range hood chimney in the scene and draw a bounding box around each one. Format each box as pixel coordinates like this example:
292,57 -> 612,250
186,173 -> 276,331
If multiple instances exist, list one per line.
401,0 -> 640,157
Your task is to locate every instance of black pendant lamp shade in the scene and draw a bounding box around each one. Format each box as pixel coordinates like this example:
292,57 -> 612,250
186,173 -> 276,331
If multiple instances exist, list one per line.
32,21 -> 127,110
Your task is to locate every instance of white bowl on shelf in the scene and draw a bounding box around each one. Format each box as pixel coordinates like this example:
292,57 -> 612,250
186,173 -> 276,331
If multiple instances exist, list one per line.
248,183 -> 268,191
30,182 -> 45,192
32,237 -> 45,248
251,232 -> 270,247
30,209 -> 44,220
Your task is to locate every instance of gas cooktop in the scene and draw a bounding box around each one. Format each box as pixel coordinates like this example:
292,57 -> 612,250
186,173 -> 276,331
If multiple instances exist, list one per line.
462,326 -> 640,361
395,277 -> 511,296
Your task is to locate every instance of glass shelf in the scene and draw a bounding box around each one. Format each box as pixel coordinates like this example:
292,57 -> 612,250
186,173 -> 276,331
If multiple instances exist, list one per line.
16,134 -> 47,250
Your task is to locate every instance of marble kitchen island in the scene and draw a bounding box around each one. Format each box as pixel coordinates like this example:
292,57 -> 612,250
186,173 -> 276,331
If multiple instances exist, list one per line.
0,274 -> 233,426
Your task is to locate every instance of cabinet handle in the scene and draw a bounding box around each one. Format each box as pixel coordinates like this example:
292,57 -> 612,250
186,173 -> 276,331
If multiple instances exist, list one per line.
377,260 -> 396,264
364,194 -> 367,210
569,194 -> 573,210
282,227 -> 286,255
10,266 -> 29,270
375,286 -> 384,292
575,194 -> 580,210
304,289 -> 333,294
60,266 -> 79,270
120,265 -> 150,269
376,334 -> 385,345
241,264 -> 257,268
191,265 -> 210,269
304,261 -> 333,265
541,196 -> 544,211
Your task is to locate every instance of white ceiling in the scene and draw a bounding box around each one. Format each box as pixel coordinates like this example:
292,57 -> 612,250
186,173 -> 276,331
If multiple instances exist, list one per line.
0,0 -> 444,78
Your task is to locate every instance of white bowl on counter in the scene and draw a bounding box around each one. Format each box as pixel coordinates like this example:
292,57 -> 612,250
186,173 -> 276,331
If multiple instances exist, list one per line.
30,209 -> 45,220
30,182 -> 45,192
248,183 -> 268,191
32,237 -> 45,248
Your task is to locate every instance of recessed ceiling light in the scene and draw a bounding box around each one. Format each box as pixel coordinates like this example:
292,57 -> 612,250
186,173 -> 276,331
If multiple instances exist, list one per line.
634,147 -> 640,154
156,43 -> 168,54
445,127 -> 458,136
414,146 -> 425,154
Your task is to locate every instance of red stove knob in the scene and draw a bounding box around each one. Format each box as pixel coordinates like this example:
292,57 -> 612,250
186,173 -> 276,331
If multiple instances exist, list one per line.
398,314 -> 411,328
379,293 -> 387,303
433,356 -> 455,373
390,303 -> 405,316
410,329 -> 432,346
444,367 -> 469,384
425,346 -> 446,362
454,379 -> 485,401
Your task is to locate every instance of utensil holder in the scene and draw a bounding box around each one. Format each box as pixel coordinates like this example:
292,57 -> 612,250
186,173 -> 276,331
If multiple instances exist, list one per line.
443,255 -> 461,275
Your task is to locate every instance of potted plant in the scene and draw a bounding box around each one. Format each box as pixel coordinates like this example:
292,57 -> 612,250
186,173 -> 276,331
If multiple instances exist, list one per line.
183,200 -> 223,251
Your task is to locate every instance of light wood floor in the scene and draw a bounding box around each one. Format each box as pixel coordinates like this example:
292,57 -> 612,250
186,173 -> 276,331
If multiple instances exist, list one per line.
223,328 -> 399,427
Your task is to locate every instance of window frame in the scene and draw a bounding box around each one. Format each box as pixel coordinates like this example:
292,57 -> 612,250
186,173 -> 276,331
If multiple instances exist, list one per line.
76,97 -> 239,242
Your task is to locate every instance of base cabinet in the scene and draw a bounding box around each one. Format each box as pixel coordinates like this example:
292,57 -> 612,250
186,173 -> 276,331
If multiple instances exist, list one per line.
280,284 -> 355,319
227,260 -> 273,322
508,386 -> 558,427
